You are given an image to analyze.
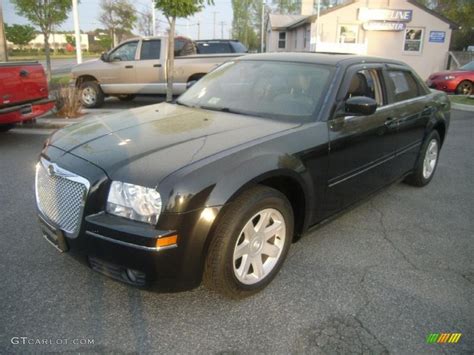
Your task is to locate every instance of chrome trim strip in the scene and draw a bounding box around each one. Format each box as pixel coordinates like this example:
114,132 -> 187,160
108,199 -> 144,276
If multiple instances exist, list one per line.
86,231 -> 177,252
35,157 -> 91,236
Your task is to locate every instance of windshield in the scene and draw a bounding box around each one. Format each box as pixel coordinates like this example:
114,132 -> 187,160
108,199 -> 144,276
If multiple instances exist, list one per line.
177,60 -> 334,121
460,61 -> 474,71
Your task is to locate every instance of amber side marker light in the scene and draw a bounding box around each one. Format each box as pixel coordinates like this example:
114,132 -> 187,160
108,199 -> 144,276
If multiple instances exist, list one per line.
156,234 -> 178,249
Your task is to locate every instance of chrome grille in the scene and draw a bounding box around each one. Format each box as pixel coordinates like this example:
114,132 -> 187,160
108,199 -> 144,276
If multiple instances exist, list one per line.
35,159 -> 89,234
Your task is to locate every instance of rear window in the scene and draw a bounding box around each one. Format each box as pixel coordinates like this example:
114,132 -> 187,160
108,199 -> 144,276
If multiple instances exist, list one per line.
197,42 -> 232,54
386,70 -> 420,102
140,40 -> 161,60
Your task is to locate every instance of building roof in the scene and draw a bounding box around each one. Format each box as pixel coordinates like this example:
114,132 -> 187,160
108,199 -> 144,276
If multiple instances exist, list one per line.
268,14 -> 307,30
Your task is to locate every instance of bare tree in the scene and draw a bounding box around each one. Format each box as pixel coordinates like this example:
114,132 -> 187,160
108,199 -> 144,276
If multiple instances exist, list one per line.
99,0 -> 137,47
137,7 -> 153,36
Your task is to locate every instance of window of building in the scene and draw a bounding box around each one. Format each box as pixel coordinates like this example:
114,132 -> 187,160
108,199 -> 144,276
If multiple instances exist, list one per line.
140,40 -> 161,60
385,70 -> 420,102
337,24 -> 358,44
403,27 -> 424,53
304,26 -> 310,48
278,32 -> 286,49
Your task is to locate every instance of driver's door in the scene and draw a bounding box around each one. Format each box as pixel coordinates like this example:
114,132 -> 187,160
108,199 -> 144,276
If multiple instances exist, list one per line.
100,40 -> 139,94
321,65 -> 400,217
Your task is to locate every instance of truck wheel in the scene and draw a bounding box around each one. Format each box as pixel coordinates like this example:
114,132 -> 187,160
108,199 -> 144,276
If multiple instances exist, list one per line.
456,80 -> 472,95
0,124 -> 15,132
117,94 -> 135,102
404,130 -> 440,187
80,81 -> 105,108
204,186 -> 293,299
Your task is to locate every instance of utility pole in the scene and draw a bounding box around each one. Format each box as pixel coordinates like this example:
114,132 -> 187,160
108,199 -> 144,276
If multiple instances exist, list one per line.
197,20 -> 201,40
213,11 -> 218,39
220,21 -> 225,39
0,1 -> 8,62
261,0 -> 265,53
151,0 -> 156,36
72,0 -> 82,64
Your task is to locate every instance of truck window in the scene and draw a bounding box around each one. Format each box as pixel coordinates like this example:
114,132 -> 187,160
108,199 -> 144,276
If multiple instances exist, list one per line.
197,42 -> 232,54
386,70 -> 420,102
110,41 -> 138,61
140,40 -> 161,60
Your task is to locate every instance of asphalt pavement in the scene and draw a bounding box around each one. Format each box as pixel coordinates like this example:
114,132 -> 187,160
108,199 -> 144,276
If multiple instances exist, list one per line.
0,109 -> 473,354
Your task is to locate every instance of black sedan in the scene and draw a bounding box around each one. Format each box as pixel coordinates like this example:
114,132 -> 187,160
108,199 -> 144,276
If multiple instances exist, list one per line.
35,53 -> 450,298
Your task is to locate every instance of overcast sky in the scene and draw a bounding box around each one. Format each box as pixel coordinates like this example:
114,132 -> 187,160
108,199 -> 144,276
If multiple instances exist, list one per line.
3,0 -> 235,40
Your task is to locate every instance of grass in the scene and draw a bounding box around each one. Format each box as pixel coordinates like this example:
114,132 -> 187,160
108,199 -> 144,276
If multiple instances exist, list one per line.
50,74 -> 72,88
449,95 -> 474,106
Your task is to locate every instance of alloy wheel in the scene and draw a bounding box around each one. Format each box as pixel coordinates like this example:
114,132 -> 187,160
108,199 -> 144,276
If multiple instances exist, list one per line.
82,87 -> 97,105
423,139 -> 438,179
233,208 -> 286,285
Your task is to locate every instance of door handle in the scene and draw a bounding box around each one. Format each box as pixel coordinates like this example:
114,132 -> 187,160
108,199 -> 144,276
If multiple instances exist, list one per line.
19,69 -> 29,77
384,117 -> 397,126
125,65 -> 133,69
153,64 -> 162,68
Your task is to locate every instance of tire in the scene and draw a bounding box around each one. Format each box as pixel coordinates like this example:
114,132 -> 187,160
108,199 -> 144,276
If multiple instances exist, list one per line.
0,124 -> 15,132
404,130 -> 441,187
117,94 -> 136,102
455,80 -> 472,95
80,81 -> 105,108
203,185 -> 294,299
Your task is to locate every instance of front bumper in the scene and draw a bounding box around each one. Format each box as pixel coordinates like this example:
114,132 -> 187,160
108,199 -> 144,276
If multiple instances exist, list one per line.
0,97 -> 55,124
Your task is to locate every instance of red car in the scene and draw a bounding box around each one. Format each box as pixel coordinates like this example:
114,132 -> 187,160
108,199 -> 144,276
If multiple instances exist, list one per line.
0,62 -> 55,132
426,61 -> 474,95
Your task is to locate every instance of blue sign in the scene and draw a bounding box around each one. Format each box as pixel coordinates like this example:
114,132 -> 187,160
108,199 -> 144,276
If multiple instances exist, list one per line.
429,31 -> 446,43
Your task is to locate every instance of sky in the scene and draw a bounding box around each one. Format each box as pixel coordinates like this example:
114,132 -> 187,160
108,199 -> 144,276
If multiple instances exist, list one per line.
2,0 -> 235,40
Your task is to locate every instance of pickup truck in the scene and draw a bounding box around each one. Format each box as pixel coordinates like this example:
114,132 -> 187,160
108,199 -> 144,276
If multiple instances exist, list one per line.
72,36 -> 242,108
0,62 -> 55,132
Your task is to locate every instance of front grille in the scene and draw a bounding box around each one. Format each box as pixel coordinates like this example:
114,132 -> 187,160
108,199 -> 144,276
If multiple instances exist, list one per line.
35,159 -> 89,234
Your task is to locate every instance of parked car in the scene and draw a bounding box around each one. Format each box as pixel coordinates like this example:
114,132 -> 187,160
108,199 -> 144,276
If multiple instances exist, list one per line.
36,53 -> 450,298
0,62 -> 55,132
426,61 -> 474,95
72,36 -> 243,108
196,39 -> 248,54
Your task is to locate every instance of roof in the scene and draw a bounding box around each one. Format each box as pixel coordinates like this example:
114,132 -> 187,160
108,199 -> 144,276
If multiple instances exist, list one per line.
268,14 -> 307,30
237,52 -> 406,67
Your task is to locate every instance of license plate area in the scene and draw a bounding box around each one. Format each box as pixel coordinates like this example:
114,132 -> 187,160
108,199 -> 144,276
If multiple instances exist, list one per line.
20,104 -> 32,116
39,217 -> 69,252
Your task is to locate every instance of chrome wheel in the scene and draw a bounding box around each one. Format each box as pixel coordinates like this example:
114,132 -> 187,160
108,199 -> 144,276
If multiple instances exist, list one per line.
233,208 -> 286,285
423,139 -> 438,179
458,81 -> 472,95
81,87 -> 97,106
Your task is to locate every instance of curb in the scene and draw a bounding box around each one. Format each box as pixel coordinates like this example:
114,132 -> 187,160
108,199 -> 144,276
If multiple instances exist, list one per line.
451,103 -> 474,112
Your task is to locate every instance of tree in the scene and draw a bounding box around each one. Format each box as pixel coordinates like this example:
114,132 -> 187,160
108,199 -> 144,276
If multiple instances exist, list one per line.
154,0 -> 214,102
99,0 -> 137,47
232,0 -> 260,51
5,24 -> 36,49
11,0 -> 72,82
137,7 -> 153,36
272,0 -> 299,14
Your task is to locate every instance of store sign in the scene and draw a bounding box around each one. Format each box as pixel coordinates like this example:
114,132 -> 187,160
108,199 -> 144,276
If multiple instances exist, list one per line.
363,22 -> 406,31
429,31 -> 446,43
358,8 -> 413,22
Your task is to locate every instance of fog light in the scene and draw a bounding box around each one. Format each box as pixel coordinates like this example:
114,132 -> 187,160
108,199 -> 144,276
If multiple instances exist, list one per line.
126,268 -> 138,282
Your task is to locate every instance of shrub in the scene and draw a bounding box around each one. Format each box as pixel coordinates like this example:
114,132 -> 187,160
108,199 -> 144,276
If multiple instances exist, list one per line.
55,85 -> 83,118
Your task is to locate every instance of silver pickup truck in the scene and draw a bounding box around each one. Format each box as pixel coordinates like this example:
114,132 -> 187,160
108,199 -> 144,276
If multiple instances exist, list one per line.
72,37 -> 242,108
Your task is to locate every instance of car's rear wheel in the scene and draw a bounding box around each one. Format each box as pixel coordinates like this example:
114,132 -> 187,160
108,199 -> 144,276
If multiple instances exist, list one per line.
80,81 -> 105,108
404,130 -> 440,187
204,186 -> 293,299
0,124 -> 15,132
116,94 -> 136,102
456,80 -> 472,95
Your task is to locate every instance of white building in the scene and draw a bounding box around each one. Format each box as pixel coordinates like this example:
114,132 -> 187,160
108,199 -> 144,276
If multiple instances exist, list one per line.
266,0 -> 458,79
7,33 -> 89,51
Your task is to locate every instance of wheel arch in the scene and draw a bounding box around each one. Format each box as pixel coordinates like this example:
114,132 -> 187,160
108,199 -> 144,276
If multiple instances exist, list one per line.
75,74 -> 99,86
187,73 -> 206,83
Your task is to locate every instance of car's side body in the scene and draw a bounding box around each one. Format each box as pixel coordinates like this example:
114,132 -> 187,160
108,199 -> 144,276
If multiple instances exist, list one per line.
426,61 -> 474,95
72,37 -> 242,96
37,53 -> 450,291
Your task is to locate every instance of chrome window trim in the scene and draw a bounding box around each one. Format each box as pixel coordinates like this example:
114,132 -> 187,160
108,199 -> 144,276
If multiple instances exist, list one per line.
86,231 -> 177,252
35,157 -> 91,237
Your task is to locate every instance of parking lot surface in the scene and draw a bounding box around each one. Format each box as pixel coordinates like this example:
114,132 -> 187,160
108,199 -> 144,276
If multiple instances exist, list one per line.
0,109 -> 472,354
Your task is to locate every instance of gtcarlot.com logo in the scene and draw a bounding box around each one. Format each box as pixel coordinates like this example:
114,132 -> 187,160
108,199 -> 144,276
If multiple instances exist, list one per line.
11,337 -> 95,346
427,333 -> 462,344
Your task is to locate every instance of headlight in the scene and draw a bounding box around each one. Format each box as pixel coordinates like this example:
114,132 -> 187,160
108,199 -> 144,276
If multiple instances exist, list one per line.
444,75 -> 455,80
106,181 -> 162,224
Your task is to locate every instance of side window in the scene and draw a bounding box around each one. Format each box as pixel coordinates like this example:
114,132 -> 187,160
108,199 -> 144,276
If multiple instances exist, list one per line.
386,70 -> 420,102
345,69 -> 384,106
110,41 -> 138,61
140,40 -> 161,60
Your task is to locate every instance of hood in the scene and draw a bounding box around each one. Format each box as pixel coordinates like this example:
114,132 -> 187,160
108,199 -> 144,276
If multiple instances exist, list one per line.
71,59 -> 102,73
49,103 -> 299,186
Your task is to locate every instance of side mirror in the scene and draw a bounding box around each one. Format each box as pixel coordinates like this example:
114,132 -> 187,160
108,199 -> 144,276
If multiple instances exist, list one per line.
344,96 -> 377,116
100,52 -> 109,62
111,56 -> 121,62
186,80 -> 197,90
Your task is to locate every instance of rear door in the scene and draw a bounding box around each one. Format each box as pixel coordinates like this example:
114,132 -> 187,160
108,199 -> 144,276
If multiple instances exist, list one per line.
134,39 -> 165,94
323,64 -> 401,216
382,67 -> 430,175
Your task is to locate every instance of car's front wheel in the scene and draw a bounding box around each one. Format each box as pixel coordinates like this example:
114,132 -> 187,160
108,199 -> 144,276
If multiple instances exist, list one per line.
404,130 -> 440,187
80,81 -> 105,108
204,186 -> 293,299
